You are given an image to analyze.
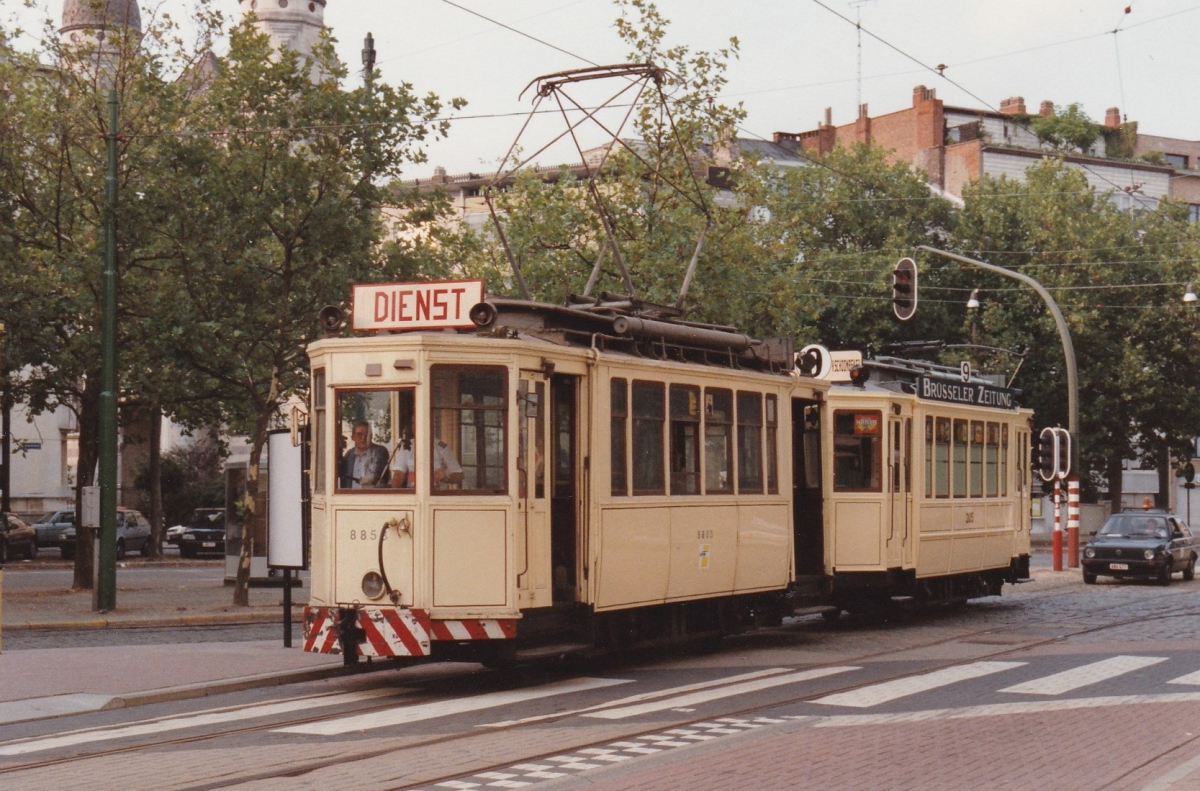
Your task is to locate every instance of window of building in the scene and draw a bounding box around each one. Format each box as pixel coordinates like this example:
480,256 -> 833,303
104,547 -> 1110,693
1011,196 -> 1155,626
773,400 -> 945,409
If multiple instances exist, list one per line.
1189,204 -> 1200,223
737,392 -> 764,493
632,381 -> 665,495
1165,153 -> 1188,169
611,378 -> 627,496
335,388 -> 416,492
833,410 -> 882,492
430,366 -> 506,494
704,388 -> 733,494
670,385 -> 701,495
313,369 -> 326,493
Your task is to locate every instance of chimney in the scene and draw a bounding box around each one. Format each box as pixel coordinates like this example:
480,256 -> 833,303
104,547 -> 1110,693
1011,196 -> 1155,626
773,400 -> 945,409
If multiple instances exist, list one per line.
433,165 -> 447,183
1105,107 -> 1121,128
1039,101 -> 1055,117
913,85 -> 936,105
823,107 -> 832,127
999,96 -> 1027,116
858,103 -> 869,119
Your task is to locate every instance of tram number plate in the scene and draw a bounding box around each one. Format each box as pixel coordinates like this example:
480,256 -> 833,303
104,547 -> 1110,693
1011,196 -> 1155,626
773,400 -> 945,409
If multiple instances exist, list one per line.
202,542 -> 217,548
1109,563 -> 1128,570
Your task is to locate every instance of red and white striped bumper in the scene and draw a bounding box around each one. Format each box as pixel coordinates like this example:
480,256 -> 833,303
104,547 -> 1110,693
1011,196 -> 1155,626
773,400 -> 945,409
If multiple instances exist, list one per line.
302,606 -> 516,658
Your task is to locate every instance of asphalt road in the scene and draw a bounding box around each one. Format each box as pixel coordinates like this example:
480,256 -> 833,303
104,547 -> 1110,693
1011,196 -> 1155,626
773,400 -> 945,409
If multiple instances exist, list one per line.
3,570 -> 1200,790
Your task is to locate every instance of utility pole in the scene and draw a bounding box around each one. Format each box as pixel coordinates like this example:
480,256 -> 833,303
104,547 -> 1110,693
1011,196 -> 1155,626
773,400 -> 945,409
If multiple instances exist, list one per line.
96,89 -> 120,611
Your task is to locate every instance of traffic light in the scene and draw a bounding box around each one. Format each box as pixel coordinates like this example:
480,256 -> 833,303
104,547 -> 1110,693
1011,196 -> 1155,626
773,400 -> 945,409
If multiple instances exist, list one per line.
1036,427 -> 1057,482
893,257 -> 918,321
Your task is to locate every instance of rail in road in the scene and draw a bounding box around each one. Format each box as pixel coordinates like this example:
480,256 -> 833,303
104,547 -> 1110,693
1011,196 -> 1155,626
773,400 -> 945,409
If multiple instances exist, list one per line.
2,579 -> 1199,790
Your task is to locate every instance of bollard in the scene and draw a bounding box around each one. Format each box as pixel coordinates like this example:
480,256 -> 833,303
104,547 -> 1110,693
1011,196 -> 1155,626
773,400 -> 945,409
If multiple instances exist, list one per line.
1067,476 -> 1080,569
1052,479 -> 1063,572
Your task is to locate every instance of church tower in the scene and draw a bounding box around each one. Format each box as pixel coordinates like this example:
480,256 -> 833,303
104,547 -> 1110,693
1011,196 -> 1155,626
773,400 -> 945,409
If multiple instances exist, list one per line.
59,0 -> 142,79
238,0 -> 327,78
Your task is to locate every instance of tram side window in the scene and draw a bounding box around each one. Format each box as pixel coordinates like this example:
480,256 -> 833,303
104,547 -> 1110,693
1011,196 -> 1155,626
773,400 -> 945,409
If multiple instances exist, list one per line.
335,388 -> 416,491
952,419 -> 968,498
925,416 -> 933,498
766,395 -> 779,494
611,378 -> 628,496
737,392 -> 764,494
935,417 -> 951,498
313,369 -> 326,494
632,381 -> 665,495
970,421 -> 984,497
1000,424 -> 1009,496
430,365 -> 507,494
704,388 -> 733,494
833,410 -> 881,492
670,385 -> 701,495
986,422 -> 1000,497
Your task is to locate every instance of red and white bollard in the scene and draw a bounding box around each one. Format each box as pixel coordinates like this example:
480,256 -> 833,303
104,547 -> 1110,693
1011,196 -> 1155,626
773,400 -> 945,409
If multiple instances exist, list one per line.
1052,479 -> 1063,572
1067,476 -> 1080,569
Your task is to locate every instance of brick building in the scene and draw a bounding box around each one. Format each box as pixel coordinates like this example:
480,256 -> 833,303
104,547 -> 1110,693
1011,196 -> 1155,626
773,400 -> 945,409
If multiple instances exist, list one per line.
771,86 -> 1180,213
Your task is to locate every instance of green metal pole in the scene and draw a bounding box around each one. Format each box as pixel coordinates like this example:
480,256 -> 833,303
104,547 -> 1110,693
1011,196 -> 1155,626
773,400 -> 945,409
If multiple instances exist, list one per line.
96,89 -> 119,611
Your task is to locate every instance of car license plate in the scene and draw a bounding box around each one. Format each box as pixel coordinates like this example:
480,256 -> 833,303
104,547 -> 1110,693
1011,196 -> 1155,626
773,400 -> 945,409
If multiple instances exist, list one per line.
1109,562 -> 1128,570
202,542 -> 216,548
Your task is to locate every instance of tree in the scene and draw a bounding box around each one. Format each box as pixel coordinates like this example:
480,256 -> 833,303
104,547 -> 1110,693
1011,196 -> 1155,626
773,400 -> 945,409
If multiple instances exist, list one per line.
145,20 -> 461,604
1030,103 -> 1100,154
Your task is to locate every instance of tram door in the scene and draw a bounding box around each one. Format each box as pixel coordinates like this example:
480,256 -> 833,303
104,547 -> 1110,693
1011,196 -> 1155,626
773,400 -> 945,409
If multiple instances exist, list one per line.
550,375 -> 579,604
792,399 -> 824,576
517,374 -> 551,609
889,416 -> 913,568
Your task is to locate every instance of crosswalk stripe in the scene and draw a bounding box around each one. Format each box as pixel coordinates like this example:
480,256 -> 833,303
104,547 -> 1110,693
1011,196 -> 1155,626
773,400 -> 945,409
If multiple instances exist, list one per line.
1000,655 -> 1167,696
811,661 -> 1026,709
275,677 -> 632,736
582,667 -> 860,720
1167,669 -> 1200,686
0,689 -> 402,757
480,668 -> 797,728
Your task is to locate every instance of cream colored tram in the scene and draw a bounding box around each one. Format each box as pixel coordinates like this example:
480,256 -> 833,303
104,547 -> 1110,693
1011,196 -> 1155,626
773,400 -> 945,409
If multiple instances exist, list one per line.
807,357 -> 1033,614
302,296 -> 819,663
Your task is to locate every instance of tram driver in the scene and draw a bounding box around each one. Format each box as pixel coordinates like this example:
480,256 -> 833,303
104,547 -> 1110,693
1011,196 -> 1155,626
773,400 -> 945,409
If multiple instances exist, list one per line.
341,420 -> 390,488
389,430 -> 416,489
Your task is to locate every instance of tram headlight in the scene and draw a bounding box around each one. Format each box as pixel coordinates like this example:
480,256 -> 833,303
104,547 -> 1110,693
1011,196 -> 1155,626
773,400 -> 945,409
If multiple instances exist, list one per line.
1144,549 -> 1156,561
1084,548 -> 1095,559
361,571 -> 386,600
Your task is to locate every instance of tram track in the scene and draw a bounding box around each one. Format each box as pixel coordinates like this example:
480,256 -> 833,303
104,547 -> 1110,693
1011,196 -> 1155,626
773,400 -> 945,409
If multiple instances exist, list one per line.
4,580 -> 1197,789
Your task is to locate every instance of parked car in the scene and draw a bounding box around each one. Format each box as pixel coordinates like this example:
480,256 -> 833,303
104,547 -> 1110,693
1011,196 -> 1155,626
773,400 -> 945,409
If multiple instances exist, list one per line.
166,508 -> 225,548
1082,511 -> 1198,585
32,509 -> 76,559
36,508 -> 154,560
1,512 -> 37,563
177,508 -> 226,559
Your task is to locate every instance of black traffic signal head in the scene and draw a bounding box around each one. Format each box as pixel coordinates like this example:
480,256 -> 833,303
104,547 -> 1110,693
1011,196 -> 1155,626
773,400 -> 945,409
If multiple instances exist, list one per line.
1036,427 -> 1058,482
893,257 -> 918,321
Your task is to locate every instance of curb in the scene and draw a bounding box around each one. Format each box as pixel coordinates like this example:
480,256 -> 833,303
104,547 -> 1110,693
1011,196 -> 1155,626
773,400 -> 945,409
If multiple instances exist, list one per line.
3,610 -> 302,632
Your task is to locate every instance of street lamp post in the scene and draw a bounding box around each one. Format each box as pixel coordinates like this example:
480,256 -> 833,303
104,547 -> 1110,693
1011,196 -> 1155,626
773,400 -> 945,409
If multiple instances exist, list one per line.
916,245 -> 1081,568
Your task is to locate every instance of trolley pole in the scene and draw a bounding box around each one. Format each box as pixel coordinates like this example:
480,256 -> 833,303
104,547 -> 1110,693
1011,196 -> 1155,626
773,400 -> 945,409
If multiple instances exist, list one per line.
1053,479 -> 1063,572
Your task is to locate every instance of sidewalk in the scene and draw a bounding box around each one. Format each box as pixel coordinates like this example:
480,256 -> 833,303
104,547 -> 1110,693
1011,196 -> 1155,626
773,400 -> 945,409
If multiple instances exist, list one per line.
0,559 -> 353,724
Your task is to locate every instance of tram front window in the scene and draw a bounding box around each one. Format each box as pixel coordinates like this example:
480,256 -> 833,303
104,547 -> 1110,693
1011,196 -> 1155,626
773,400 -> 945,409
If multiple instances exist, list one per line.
335,389 -> 416,491
430,365 -> 507,494
833,410 -> 882,492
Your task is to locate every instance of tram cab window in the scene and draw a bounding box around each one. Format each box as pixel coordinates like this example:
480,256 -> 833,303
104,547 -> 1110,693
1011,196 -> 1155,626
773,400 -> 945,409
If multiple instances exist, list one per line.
737,392 -> 764,494
611,378 -> 628,496
986,422 -> 1000,497
1000,425 -> 1009,496
632,381 -> 665,495
335,389 -> 416,491
765,395 -> 779,494
704,389 -> 733,494
430,365 -> 507,494
969,421 -> 984,497
313,369 -> 326,494
670,385 -> 701,495
833,410 -> 881,492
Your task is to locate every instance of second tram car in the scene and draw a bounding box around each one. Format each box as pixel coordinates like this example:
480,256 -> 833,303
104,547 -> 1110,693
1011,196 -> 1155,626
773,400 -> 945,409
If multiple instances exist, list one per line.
302,288 -> 1032,664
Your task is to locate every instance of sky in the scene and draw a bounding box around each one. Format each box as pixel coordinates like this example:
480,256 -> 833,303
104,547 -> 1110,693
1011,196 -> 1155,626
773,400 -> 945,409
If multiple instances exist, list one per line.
8,0 -> 1200,178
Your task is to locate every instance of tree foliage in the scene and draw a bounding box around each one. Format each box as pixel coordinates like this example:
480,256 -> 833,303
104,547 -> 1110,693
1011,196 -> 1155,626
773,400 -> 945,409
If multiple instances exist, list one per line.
1030,103 -> 1100,154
